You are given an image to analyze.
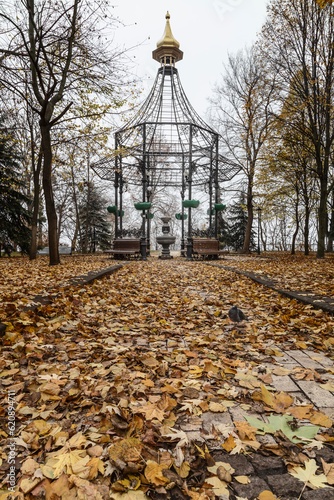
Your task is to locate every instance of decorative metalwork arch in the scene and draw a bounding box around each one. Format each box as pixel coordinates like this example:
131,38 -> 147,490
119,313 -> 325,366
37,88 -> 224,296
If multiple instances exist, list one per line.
92,12 -> 240,259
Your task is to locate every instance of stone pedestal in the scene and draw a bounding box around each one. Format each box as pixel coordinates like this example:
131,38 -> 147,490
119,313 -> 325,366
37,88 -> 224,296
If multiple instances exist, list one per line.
156,217 -> 176,259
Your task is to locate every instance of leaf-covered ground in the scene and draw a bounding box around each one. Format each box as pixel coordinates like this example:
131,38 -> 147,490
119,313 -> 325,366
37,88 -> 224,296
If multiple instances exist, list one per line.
1,258 -> 334,499
0,255 -> 113,316
222,253 -> 334,297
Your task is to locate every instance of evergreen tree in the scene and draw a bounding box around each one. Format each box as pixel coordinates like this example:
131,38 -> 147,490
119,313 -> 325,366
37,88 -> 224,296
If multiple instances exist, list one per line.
79,183 -> 112,253
0,115 -> 31,255
217,208 -> 230,249
228,193 -> 256,252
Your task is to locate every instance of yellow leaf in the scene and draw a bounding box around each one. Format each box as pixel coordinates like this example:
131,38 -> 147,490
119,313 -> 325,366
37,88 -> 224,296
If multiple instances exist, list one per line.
208,402 -> 227,413
235,475 -> 250,484
234,421 -> 257,441
87,457 -> 105,479
258,492 -> 280,500
320,383 -> 334,392
205,476 -> 229,496
40,382 -> 61,395
207,462 -> 235,475
222,434 -> 236,452
287,405 -> 313,420
177,461 -> 191,478
310,412 -> 333,427
144,460 -> 169,486
68,432 -> 87,448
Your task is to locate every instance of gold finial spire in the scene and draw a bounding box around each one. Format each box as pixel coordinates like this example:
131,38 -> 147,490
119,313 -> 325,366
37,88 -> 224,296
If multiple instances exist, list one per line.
152,12 -> 183,66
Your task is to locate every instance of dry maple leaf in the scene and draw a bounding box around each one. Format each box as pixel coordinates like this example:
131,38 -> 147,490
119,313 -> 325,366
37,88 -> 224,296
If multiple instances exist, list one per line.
289,458 -> 328,489
144,460 -> 169,486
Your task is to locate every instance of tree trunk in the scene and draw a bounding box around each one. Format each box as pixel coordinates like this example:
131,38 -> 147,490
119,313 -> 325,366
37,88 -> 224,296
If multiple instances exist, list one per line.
326,191 -> 334,252
70,162 -> 81,253
291,190 -> 299,255
241,183 -> 253,254
29,150 -> 43,260
317,177 -> 328,258
41,122 -> 59,266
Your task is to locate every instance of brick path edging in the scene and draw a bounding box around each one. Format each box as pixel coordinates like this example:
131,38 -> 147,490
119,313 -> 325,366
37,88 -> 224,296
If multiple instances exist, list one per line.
0,263 -> 125,336
206,262 -> 334,315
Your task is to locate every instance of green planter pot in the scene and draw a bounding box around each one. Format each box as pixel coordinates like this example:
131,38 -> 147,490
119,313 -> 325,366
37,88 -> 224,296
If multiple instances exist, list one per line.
175,213 -> 188,220
182,200 -> 200,208
134,202 -> 152,211
214,203 -> 226,211
107,205 -> 117,214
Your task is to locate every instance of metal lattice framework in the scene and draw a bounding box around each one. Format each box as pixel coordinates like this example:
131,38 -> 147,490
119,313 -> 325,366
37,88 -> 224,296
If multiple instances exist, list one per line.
93,64 -> 239,187
92,12 -> 240,258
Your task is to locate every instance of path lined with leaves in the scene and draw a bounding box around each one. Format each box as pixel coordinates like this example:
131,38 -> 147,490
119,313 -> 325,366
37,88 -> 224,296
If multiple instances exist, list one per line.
1,259 -> 334,499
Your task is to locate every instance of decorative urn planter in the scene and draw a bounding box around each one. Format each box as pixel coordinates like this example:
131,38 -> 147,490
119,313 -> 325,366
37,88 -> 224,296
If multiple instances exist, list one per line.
156,217 -> 176,259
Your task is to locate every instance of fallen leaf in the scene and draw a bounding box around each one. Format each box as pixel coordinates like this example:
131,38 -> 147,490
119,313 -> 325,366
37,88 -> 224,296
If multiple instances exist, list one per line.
289,459 -> 328,489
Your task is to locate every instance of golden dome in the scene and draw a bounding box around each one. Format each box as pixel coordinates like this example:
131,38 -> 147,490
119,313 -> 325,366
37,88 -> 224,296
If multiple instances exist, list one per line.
157,11 -> 180,49
153,12 -> 183,65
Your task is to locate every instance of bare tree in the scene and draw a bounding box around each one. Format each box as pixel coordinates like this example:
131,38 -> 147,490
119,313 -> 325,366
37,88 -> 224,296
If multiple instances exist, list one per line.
0,0 -> 129,264
210,47 -> 278,253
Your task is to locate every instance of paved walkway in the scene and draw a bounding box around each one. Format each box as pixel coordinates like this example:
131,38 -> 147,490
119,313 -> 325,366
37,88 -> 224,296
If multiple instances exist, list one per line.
2,258 -> 334,499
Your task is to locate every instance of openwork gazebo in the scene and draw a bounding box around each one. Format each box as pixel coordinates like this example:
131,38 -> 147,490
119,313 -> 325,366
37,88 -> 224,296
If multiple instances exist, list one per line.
92,12 -> 239,259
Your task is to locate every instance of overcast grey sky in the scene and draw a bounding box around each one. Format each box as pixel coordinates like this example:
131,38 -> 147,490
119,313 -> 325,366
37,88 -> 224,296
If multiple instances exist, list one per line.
113,0 -> 269,118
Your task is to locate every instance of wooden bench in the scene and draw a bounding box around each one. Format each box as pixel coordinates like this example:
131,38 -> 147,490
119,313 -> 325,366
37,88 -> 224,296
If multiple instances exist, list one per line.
105,239 -> 141,259
192,238 -> 227,259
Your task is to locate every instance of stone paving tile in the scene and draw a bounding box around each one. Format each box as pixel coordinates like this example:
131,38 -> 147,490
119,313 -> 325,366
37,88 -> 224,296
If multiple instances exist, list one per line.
273,352 -> 302,366
287,350 -> 324,369
229,405 -> 264,423
232,476 -> 272,499
267,473 -> 306,499
303,489 -> 334,499
201,410 -> 233,432
271,374 -> 300,392
294,380 -> 334,407
307,351 -> 334,368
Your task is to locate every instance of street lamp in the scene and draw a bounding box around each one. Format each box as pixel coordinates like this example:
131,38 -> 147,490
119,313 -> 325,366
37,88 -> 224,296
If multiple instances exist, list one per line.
257,207 -> 262,255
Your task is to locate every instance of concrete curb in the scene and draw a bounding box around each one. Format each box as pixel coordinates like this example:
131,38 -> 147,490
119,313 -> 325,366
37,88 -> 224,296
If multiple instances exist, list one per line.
207,263 -> 334,315
0,263 -> 124,336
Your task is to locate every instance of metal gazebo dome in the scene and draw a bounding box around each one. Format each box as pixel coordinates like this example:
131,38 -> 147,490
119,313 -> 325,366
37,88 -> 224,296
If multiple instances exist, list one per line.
92,12 -> 240,259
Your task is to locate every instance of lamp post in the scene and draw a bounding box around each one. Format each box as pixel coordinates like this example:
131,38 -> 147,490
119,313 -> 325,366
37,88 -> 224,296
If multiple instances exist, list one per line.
257,207 -> 262,255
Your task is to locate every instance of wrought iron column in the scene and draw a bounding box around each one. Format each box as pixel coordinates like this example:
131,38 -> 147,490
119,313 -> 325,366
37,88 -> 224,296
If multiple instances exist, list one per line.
141,125 -> 147,260
181,154 -> 185,254
119,153 -> 123,237
186,125 -> 193,260
209,147 -> 213,236
114,134 -> 119,239
214,135 -> 219,240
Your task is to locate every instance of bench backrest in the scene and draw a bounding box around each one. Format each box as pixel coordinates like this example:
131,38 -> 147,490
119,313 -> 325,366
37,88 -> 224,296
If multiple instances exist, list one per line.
113,239 -> 141,251
193,238 -> 219,251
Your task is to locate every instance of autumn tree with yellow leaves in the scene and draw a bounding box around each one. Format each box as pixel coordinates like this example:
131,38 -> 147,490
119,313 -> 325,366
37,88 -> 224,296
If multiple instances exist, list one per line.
260,0 -> 334,258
